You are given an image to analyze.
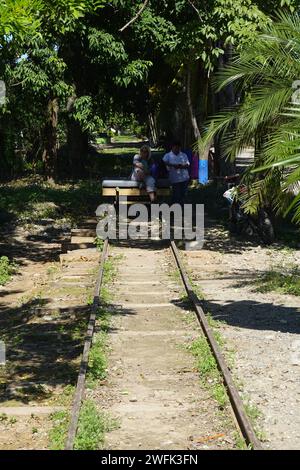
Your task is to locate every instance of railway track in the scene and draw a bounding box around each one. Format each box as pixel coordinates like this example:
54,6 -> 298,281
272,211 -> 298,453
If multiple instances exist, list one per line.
65,235 -> 262,451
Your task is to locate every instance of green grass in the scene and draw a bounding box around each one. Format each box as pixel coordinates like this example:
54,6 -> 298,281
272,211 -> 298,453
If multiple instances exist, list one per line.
95,137 -> 107,145
169,268 -> 181,283
242,399 -> 266,443
101,255 -> 122,304
87,332 -> 108,385
170,253 -> 229,408
255,265 -> 300,296
189,336 -> 228,409
244,401 -> 262,423
49,401 -> 117,450
0,256 -> 17,286
177,262 -> 264,447
0,178 -> 102,226
95,237 -> 104,252
190,279 -> 205,301
74,400 -> 117,450
0,413 -> 8,422
87,254 -> 120,386
207,312 -> 224,330
234,432 -> 248,450
100,146 -> 140,155
53,385 -> 75,407
49,410 -> 69,450
189,336 -> 263,448
112,134 -> 143,143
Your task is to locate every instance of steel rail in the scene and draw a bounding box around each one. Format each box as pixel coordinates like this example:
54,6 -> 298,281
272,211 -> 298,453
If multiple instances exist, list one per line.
170,240 -> 263,451
65,238 -> 109,450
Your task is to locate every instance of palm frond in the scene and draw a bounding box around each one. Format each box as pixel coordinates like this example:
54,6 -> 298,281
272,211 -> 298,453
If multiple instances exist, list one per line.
204,12 -> 300,223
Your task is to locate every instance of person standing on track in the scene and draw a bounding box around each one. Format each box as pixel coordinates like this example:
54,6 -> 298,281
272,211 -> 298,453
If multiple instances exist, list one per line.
163,141 -> 190,206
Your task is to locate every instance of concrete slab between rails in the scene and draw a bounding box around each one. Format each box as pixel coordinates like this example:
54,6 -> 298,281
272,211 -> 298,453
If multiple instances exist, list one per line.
0,406 -> 65,416
117,269 -> 159,275
107,311 -> 194,332
60,249 -> 99,264
116,281 -> 177,286
61,267 -> 96,275
113,302 -> 183,309
61,274 -> 93,279
115,274 -> 179,286
28,304 -> 91,315
70,237 -> 95,244
116,298 -> 183,306
41,296 -> 89,303
50,280 -> 93,287
110,403 -> 193,414
116,291 -> 181,296
109,330 -> 195,337
113,249 -> 164,255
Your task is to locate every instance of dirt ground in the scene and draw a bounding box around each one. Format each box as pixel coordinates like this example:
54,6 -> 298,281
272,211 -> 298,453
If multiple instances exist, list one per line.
184,220 -> 300,450
0,223 -> 99,449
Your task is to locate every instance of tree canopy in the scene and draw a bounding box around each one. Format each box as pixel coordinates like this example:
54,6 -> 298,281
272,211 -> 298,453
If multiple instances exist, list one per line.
1,0 -> 300,228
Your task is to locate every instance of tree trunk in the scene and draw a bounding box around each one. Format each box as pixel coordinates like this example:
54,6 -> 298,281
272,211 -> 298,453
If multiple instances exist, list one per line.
212,44 -> 237,177
67,118 -> 89,178
148,112 -> 158,147
42,97 -> 58,182
0,125 -> 5,180
186,66 -> 201,143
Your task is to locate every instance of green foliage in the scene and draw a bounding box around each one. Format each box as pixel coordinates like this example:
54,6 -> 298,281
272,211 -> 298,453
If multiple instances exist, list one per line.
49,410 -> 69,450
72,96 -> 105,133
244,400 -> 262,422
189,336 -> 228,408
88,332 -> 108,382
0,0 -> 41,39
205,11 -> 300,222
2,0 -> 299,181
166,0 -> 269,72
234,432 -> 248,450
115,60 -> 153,87
40,0 -> 106,35
95,237 -> 105,252
88,28 -> 127,64
49,401 -> 115,451
255,265 -> 300,296
0,256 -> 16,286
0,178 -> 102,225
74,400 -> 117,450
87,255 -> 119,386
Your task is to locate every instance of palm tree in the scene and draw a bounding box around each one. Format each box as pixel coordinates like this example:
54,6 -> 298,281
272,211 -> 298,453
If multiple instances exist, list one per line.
204,12 -> 300,223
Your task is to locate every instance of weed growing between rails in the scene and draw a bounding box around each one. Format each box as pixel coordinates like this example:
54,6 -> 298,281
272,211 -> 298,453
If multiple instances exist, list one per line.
86,252 -> 123,390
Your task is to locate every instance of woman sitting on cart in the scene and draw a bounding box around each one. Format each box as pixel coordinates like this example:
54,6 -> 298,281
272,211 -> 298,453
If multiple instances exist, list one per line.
131,145 -> 157,202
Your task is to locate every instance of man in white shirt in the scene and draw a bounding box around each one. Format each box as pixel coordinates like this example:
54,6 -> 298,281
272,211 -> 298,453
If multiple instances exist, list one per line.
163,141 -> 190,205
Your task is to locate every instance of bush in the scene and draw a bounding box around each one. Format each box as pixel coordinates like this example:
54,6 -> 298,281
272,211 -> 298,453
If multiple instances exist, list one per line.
0,256 -> 16,286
